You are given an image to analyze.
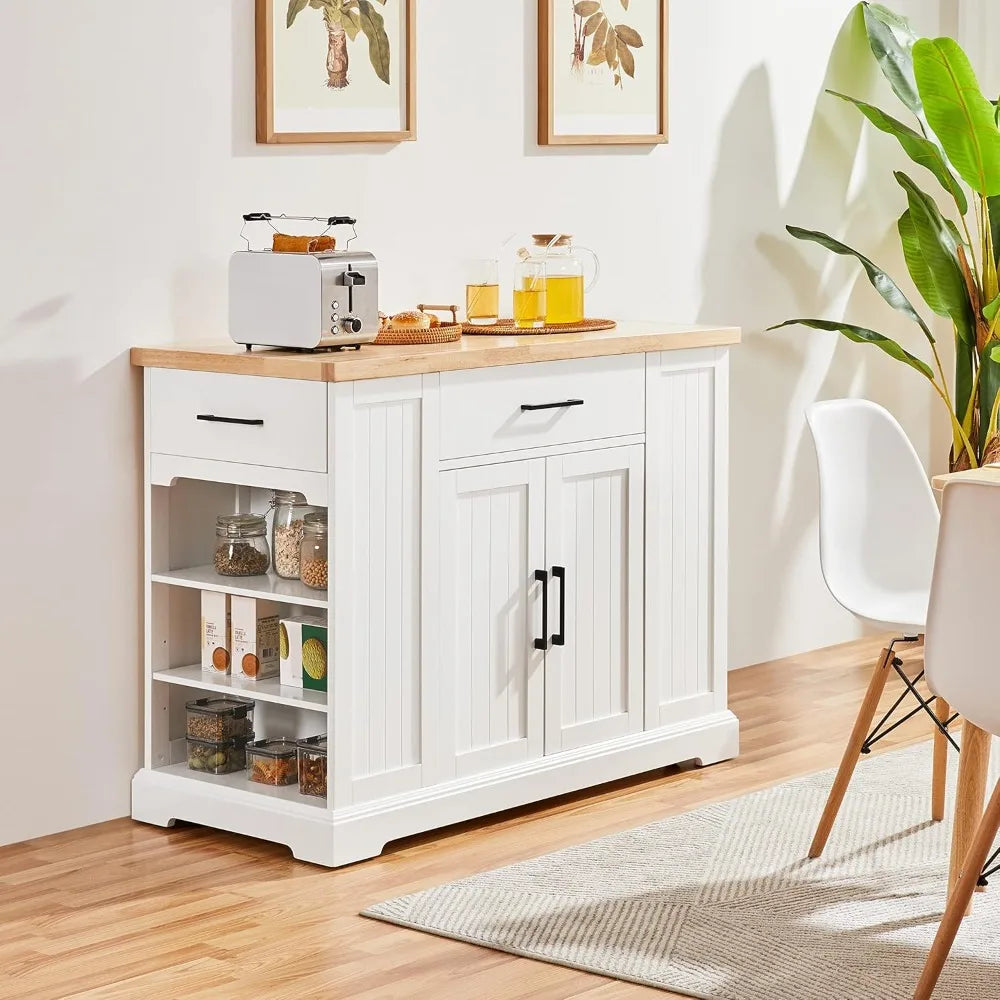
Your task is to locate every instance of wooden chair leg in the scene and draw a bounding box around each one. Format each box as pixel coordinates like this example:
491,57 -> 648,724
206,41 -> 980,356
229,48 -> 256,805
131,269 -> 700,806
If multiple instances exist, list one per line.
914,775 -> 1000,1000
949,721 -> 992,909
809,646 -> 893,859
932,698 -> 950,823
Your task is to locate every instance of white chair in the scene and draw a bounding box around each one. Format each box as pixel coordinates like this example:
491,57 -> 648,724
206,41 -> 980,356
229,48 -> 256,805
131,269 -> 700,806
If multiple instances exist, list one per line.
805,398 -> 953,859
913,480 -> 1000,998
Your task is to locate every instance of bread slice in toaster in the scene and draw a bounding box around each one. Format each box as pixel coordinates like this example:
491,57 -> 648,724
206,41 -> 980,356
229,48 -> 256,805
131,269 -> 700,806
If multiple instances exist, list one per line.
271,233 -> 336,254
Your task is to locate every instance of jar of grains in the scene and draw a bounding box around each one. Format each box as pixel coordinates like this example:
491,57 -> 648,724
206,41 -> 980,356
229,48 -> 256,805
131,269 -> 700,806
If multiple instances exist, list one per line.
214,513 -> 270,577
300,511 -> 329,590
270,490 -> 320,580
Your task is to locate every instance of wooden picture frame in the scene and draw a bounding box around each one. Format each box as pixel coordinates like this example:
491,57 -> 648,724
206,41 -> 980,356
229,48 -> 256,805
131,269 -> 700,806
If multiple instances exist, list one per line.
539,0 -> 668,146
256,0 -> 416,144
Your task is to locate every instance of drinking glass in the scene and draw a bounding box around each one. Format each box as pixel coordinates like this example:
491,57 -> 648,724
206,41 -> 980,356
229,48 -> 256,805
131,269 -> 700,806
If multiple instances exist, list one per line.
513,259 -> 547,330
465,258 -> 500,326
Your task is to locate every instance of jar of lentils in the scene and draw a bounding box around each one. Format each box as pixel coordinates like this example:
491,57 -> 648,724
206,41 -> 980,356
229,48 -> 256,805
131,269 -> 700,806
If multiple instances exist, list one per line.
270,490 -> 319,580
300,511 -> 328,590
214,513 -> 270,577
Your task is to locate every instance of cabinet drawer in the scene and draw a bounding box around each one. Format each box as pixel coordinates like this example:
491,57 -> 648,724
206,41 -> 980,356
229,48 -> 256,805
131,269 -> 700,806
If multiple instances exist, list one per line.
439,355 -> 644,459
149,369 -> 327,472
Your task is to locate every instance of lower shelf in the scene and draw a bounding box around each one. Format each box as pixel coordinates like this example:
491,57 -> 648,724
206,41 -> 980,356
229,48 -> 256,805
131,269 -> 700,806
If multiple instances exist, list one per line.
155,761 -> 327,809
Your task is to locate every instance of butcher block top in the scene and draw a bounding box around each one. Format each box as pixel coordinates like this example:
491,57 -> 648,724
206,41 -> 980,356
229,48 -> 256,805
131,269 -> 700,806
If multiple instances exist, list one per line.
131,321 -> 741,383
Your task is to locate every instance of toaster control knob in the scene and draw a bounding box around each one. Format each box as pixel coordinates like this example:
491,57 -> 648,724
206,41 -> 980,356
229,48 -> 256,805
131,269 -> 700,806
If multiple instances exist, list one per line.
344,317 -> 363,334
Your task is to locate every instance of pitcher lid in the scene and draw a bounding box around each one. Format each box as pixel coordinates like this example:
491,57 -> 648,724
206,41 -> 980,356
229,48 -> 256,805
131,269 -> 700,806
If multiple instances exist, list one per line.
532,234 -> 573,247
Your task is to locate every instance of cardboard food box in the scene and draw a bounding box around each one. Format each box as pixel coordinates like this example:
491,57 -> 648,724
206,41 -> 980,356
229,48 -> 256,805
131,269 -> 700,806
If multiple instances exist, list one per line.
232,597 -> 280,681
201,591 -> 231,675
279,614 -> 328,691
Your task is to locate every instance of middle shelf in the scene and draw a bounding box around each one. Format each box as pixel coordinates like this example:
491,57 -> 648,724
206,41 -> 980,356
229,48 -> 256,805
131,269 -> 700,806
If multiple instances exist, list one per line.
154,663 -> 328,713
151,564 -> 329,608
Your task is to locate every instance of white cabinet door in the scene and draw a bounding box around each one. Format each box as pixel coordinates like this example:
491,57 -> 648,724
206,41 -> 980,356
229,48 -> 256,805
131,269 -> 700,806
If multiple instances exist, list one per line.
437,460 -> 546,780
544,446 -> 645,753
644,349 -> 729,729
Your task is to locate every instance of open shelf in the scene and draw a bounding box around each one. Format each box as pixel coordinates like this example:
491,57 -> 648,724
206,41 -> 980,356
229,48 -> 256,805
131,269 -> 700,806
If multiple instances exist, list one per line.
151,565 -> 328,608
153,761 -> 327,811
153,663 -> 327,713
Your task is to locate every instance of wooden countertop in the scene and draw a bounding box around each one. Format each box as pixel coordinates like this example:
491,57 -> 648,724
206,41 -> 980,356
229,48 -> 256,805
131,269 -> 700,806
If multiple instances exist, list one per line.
130,321 -> 740,382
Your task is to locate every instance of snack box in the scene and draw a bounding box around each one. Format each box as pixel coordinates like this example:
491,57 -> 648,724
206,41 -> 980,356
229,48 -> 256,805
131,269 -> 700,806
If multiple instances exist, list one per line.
232,596 -> 280,681
201,591 -> 231,674
280,614 -> 328,691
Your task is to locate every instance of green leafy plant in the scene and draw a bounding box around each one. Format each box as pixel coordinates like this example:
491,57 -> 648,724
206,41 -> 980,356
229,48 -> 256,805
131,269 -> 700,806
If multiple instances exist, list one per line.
287,0 -> 390,90
770,3 -> 1000,470
571,0 -> 643,90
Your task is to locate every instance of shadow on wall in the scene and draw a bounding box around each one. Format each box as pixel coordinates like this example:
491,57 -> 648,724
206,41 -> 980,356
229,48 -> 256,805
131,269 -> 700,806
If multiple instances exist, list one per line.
698,9 -> 944,668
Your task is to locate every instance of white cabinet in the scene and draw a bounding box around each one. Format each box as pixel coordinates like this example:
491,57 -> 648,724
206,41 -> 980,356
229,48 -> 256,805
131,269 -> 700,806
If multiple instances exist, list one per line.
437,460 -> 546,780
133,345 -> 739,868
544,446 -> 644,754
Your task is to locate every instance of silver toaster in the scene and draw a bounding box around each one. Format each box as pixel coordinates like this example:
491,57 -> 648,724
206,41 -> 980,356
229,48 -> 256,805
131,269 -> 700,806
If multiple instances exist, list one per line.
229,214 -> 379,351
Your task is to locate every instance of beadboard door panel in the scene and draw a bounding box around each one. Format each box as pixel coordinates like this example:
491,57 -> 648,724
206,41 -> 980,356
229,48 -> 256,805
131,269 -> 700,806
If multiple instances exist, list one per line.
331,377 -> 428,806
544,446 -> 645,754
437,460 -> 546,781
644,349 -> 729,729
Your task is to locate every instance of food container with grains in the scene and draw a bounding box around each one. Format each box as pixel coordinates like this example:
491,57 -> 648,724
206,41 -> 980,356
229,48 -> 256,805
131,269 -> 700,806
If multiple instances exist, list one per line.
186,695 -> 255,741
296,735 -> 328,797
299,511 -> 329,590
247,737 -> 299,786
187,734 -> 251,774
270,490 -> 321,580
215,513 -> 270,577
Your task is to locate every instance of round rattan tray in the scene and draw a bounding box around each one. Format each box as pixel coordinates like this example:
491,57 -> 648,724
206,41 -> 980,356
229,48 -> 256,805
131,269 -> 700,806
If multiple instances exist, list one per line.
461,318 -> 617,336
373,304 -> 463,345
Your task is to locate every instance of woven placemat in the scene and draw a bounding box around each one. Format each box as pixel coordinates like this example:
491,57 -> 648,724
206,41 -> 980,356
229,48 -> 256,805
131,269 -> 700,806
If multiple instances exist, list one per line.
374,322 -> 462,346
461,318 -> 617,336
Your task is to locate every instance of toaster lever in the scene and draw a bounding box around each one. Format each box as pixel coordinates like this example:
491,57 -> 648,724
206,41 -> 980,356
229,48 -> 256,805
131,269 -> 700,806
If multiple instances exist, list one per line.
343,269 -> 366,314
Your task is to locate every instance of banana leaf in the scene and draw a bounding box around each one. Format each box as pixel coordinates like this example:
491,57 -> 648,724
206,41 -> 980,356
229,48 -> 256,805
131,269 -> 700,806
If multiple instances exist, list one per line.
786,225 -> 935,342
913,37 -> 1000,196
895,172 -> 975,339
990,195 -> 1000,267
768,318 -> 934,380
827,92 -> 967,214
862,3 -> 929,135
980,350 -> 1000,451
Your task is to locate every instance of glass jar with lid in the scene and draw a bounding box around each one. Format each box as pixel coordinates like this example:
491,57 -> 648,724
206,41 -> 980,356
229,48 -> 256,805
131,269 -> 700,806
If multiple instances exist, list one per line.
299,511 -> 328,590
214,513 -> 270,577
270,490 -> 320,580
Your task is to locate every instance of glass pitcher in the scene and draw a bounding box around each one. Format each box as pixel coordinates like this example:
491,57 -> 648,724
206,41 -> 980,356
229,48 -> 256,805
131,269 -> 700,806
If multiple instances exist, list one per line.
528,234 -> 600,325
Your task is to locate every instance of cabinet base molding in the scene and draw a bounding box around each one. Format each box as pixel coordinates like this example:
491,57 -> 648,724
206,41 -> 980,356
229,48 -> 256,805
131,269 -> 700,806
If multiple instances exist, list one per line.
133,711 -> 738,868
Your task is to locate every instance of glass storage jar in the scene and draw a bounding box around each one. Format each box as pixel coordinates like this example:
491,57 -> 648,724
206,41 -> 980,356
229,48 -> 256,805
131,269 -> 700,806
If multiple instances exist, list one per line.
297,735 -> 328,797
215,513 -> 270,577
270,490 -> 320,580
186,695 -> 255,741
300,511 -> 328,590
247,737 -> 299,786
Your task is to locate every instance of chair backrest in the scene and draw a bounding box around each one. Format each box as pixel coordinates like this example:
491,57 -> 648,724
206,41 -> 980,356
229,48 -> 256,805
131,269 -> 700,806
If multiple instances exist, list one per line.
925,481 -> 1000,736
805,398 -> 939,624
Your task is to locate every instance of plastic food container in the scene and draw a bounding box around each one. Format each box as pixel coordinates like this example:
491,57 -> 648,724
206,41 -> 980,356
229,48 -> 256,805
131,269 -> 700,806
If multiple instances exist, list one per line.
187,735 -> 251,774
297,735 -> 328,797
185,695 -> 255,741
247,737 -> 299,786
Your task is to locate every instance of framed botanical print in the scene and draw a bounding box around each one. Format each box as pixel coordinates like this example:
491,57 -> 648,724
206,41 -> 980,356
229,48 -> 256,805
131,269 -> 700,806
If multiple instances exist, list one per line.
539,0 -> 668,145
256,0 -> 415,143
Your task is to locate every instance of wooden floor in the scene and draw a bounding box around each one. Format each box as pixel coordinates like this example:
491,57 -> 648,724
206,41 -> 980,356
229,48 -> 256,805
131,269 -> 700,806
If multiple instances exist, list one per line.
1,635 -> 940,1000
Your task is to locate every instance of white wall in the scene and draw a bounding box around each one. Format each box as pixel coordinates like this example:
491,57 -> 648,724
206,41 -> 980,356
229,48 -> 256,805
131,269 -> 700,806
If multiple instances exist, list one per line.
0,0 -> 948,845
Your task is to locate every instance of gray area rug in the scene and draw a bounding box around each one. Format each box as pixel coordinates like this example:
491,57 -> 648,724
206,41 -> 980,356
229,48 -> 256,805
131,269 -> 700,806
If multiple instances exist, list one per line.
363,740 -> 1000,998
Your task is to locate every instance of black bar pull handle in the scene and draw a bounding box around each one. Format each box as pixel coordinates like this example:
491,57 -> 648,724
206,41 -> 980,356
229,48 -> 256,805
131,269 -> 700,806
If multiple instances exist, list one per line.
520,399 -> 584,412
196,414 -> 265,426
551,566 -> 566,646
534,569 -> 549,651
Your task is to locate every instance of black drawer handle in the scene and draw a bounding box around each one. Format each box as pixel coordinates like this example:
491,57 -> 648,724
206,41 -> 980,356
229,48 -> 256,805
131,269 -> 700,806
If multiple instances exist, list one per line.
196,414 -> 264,426
552,566 -> 566,646
520,399 -> 584,412
534,568 -> 548,651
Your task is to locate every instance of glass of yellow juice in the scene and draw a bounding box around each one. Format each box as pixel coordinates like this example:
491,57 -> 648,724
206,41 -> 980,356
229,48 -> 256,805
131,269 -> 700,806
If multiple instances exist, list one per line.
513,260 -> 546,329
465,258 -> 500,326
